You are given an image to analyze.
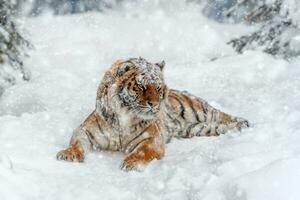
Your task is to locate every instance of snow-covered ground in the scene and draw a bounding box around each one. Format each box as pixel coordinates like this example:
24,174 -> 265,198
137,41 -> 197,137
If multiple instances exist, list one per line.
1,2 -> 300,200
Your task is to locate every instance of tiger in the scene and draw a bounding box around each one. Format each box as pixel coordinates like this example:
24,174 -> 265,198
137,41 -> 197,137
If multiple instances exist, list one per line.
56,57 -> 249,171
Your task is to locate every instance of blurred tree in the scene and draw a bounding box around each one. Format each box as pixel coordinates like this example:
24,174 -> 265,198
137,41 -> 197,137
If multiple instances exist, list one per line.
0,0 -> 31,96
225,0 -> 300,58
202,0 -> 261,23
202,0 -> 236,22
24,0 -> 121,16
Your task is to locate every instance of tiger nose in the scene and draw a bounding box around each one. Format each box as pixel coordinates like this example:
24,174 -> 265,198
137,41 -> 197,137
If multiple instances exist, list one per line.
146,98 -> 159,107
147,102 -> 154,107
146,101 -> 159,109
144,85 -> 160,102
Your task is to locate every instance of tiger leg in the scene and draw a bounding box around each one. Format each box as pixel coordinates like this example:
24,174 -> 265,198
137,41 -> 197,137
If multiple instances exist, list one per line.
121,123 -> 165,171
184,109 -> 250,137
56,126 -> 92,162
56,111 -> 107,162
168,90 -> 249,138
217,111 -> 249,131
202,110 -> 250,136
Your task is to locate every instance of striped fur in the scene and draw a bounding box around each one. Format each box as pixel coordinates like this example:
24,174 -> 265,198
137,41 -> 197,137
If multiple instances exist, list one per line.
57,57 -> 249,171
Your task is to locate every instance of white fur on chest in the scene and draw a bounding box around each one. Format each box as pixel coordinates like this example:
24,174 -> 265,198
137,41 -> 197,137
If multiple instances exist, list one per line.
118,109 -> 133,134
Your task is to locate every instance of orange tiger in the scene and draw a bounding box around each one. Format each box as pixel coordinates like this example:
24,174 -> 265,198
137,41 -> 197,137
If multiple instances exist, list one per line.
56,57 -> 249,171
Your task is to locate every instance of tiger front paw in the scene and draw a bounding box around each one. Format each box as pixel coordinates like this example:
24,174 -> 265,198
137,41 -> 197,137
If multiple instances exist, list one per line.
56,146 -> 84,162
120,158 -> 145,172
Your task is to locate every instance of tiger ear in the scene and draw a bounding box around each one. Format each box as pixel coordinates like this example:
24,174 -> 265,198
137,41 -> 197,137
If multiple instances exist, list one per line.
156,60 -> 165,70
117,62 -> 132,77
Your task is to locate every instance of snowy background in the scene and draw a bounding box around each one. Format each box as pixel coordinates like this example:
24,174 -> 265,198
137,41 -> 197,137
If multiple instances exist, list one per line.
1,1 -> 300,200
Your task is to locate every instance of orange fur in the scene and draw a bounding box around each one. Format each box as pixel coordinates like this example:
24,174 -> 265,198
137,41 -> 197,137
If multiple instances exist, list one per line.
122,122 -> 164,171
56,141 -> 84,162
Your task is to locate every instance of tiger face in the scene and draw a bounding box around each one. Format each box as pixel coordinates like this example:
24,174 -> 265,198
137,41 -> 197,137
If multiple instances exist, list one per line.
116,58 -> 166,118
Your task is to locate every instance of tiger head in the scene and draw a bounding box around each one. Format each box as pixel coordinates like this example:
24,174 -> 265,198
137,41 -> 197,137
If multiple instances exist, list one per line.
114,57 -> 167,119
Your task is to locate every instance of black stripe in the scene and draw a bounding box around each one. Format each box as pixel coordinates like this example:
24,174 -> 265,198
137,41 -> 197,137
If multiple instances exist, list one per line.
214,110 -> 219,123
166,112 -> 181,127
214,125 -> 220,136
95,116 -> 105,135
122,70 -> 136,84
198,100 -> 208,122
177,130 -> 184,137
127,138 -> 151,153
211,110 -> 215,122
85,129 -> 95,140
166,112 -> 173,120
182,93 -> 200,122
95,116 -> 111,150
196,124 -> 205,136
100,103 -> 110,121
170,95 -> 186,120
186,123 -> 199,137
118,82 -> 126,107
111,113 -> 120,127
165,125 -> 172,137
206,127 -> 211,136
125,125 -> 149,149
204,107 -> 209,122
85,129 -> 95,146
119,134 -> 122,151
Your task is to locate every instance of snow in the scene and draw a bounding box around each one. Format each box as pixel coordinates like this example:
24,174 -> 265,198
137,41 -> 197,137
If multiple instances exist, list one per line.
1,3 -> 300,200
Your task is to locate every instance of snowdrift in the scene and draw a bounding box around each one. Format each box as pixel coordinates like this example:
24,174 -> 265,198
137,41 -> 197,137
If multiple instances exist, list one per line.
0,4 -> 300,200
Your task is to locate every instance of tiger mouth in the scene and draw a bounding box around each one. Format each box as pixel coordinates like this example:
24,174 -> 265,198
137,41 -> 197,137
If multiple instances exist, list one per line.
139,108 -> 160,117
145,109 -> 158,114
138,104 -> 159,113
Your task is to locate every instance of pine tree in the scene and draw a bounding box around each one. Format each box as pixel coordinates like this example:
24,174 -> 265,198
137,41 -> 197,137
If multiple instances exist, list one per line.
28,0 -> 120,16
0,0 -> 31,95
226,0 -> 300,58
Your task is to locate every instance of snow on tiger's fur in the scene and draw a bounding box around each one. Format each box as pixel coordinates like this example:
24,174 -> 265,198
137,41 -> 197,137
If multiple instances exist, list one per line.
56,57 -> 249,171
